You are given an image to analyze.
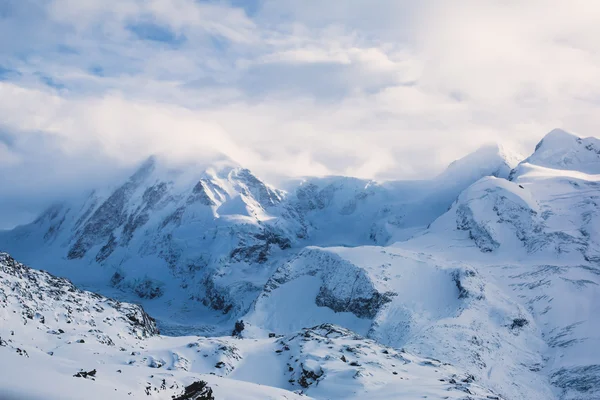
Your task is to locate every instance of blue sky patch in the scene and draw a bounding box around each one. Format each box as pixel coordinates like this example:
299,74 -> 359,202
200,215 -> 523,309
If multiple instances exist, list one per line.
89,66 -> 104,77
56,45 -> 79,55
126,21 -> 186,47
39,75 -> 66,90
0,65 -> 21,81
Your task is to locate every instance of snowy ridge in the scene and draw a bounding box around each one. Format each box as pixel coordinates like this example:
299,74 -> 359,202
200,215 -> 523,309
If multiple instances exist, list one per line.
523,129 -> 600,174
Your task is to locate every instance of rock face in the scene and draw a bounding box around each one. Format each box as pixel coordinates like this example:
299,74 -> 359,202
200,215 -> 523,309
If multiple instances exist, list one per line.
258,248 -> 395,320
173,381 -> 215,400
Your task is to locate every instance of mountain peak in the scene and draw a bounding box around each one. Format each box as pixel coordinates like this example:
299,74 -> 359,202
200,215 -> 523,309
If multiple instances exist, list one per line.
525,128 -> 600,174
129,155 -> 158,183
437,142 -> 523,183
534,128 -> 579,151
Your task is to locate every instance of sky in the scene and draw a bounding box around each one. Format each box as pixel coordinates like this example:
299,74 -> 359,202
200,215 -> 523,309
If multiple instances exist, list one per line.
1,0 -> 600,228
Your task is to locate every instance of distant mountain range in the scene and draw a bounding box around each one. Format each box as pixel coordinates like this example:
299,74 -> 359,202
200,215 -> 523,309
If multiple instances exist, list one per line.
1,128 -> 599,399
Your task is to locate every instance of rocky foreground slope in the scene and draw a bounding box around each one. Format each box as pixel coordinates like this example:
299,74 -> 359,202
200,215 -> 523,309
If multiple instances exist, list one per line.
0,253 -> 503,399
1,128 -> 599,399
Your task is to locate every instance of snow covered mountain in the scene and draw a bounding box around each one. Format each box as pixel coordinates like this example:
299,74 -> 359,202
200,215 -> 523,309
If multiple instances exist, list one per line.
1,129 -> 599,399
0,142 -> 520,332
404,129 -> 600,400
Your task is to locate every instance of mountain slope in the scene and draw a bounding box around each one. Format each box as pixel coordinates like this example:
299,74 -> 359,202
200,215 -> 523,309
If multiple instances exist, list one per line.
243,245 -> 553,400
403,129 -> 600,400
0,252 -> 504,400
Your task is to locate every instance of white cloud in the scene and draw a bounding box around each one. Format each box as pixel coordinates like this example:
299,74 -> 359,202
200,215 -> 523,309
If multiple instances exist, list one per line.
47,0 -> 257,42
0,0 -> 600,227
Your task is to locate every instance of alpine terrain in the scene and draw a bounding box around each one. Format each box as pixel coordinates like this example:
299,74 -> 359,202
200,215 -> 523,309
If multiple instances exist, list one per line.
1,128 -> 599,400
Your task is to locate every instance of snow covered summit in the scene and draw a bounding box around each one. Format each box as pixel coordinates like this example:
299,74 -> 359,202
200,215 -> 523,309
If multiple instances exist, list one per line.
523,128 -> 600,174
438,143 -> 523,183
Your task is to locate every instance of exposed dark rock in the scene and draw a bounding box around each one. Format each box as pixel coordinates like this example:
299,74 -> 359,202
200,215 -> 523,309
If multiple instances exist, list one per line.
456,204 -> 499,253
73,194 -> 99,231
16,348 -> 29,357
551,364 -> 600,397
161,206 -> 186,229
73,369 -> 96,379
96,233 -> 118,263
298,365 -> 323,388
133,278 -> 164,299
510,318 -> 529,330
231,320 -> 245,337
121,213 -> 150,246
201,276 -> 233,313
43,207 -> 68,242
187,180 -> 216,206
229,227 -> 292,264
67,157 -> 155,259
233,168 -> 282,208
172,380 -> 214,400
149,358 -> 165,368
452,271 -> 470,299
295,182 -> 330,211
110,271 -> 125,287
315,287 -> 394,319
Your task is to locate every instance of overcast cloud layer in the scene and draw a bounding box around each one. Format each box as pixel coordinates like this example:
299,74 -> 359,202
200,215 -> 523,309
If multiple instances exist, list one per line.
1,0 -> 600,227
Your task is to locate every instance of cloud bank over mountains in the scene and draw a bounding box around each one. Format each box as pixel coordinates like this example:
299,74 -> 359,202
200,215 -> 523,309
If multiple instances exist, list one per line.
1,0 -> 600,227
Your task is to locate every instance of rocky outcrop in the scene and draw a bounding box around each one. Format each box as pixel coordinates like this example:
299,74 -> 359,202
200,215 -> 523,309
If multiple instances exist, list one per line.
0,252 -> 158,339
173,381 -> 215,400
276,324 -> 505,399
230,227 -> 292,264
259,248 -> 395,320
456,203 -> 500,252
67,157 -> 156,260
231,168 -> 283,208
